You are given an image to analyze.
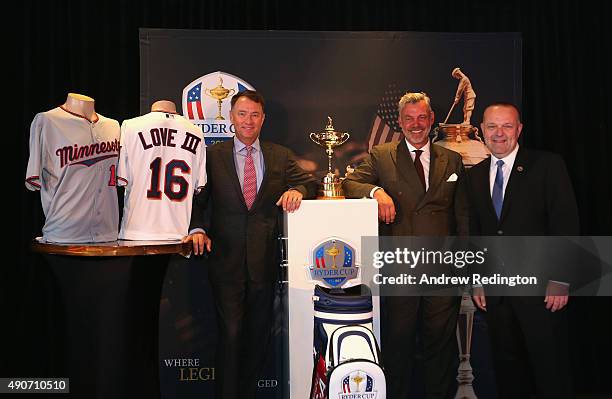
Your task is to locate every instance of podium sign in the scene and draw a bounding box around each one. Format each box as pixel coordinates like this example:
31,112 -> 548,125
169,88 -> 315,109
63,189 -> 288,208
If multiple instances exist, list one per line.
284,199 -> 379,398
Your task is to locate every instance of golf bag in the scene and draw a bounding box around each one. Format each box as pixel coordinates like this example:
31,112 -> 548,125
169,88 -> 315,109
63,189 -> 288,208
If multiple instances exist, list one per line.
309,284 -> 386,399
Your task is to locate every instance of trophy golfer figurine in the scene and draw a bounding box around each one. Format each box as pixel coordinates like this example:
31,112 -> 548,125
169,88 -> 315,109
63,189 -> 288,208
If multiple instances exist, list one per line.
434,67 -> 489,167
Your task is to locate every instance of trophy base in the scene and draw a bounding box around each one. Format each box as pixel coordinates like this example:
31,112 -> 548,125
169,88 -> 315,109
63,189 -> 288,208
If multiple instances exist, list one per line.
317,180 -> 345,200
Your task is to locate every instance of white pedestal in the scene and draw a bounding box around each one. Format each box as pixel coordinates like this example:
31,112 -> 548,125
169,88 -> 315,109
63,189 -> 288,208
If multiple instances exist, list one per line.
284,199 -> 379,398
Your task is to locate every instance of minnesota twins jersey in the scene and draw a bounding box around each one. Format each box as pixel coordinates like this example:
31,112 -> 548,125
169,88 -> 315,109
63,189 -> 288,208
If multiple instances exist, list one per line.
117,111 -> 206,240
25,107 -> 120,243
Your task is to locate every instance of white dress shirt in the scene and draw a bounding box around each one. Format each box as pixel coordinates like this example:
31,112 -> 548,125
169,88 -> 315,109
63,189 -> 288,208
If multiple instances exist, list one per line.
489,144 -> 519,197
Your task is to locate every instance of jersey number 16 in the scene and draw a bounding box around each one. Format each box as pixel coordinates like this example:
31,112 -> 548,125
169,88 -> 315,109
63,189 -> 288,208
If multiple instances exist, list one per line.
147,157 -> 190,201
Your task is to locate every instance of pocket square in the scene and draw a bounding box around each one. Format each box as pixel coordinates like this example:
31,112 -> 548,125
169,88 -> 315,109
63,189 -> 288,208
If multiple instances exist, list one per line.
446,173 -> 458,182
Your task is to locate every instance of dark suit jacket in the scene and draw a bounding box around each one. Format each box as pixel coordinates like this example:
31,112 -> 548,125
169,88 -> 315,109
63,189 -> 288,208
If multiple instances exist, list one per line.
341,140 -> 468,236
465,147 -> 579,236
190,140 -> 317,283
464,147 -> 580,285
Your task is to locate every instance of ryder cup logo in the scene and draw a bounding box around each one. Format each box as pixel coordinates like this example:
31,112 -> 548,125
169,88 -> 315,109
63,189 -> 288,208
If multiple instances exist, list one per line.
309,238 -> 358,288
182,71 -> 255,145
339,370 -> 377,399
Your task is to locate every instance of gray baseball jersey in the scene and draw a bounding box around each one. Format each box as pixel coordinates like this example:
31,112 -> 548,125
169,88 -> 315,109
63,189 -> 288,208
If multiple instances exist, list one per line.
117,111 -> 206,240
25,107 -> 120,243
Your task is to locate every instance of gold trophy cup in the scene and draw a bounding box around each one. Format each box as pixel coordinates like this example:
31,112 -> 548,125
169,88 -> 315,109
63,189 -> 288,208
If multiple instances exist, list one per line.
310,116 -> 350,199
204,76 -> 236,120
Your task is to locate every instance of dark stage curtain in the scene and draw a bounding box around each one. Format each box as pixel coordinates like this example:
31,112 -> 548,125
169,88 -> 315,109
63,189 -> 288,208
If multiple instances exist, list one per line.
11,0 -> 611,395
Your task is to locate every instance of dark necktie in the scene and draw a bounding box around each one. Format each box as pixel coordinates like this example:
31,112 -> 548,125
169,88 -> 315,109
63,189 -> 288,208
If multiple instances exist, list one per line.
243,146 -> 257,209
492,160 -> 504,219
413,149 -> 426,190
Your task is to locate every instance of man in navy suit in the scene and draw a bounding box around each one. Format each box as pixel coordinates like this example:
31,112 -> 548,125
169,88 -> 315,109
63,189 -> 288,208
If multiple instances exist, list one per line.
186,90 -> 317,399
465,103 -> 579,399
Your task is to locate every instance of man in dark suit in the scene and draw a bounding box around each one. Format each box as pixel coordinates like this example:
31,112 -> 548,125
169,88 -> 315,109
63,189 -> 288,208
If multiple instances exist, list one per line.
186,90 -> 317,399
342,92 -> 468,399
465,103 -> 579,398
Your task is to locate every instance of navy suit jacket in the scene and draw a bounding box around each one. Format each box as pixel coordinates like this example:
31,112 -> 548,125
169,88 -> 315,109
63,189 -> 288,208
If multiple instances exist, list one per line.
464,147 -> 580,287
190,140 -> 317,282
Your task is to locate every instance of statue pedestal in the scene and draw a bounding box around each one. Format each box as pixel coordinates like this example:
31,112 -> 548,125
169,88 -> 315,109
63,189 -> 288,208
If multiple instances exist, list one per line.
435,123 -> 489,167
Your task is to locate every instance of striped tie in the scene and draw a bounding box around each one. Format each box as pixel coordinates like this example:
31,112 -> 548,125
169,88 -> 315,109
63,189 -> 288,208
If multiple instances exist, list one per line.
243,145 -> 257,209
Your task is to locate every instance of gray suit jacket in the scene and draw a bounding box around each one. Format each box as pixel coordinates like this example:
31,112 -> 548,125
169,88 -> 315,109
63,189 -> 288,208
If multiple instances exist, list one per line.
342,140 -> 468,236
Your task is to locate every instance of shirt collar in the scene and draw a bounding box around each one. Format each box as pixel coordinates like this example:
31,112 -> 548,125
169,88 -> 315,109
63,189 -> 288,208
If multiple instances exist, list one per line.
490,144 -> 520,170
234,137 -> 261,154
404,138 -> 430,155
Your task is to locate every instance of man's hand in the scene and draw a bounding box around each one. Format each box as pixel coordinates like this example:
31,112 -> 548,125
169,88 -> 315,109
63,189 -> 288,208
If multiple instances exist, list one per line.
373,189 -> 396,224
182,232 -> 212,256
544,295 -> 568,312
472,286 -> 487,311
276,189 -> 304,213
544,281 -> 569,312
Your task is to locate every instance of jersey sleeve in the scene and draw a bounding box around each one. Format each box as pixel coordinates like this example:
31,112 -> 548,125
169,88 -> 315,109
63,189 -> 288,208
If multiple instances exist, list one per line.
116,121 -> 130,187
25,113 -> 44,191
194,141 -> 207,192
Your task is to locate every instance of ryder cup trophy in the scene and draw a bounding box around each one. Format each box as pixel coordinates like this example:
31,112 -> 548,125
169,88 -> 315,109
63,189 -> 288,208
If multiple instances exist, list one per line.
309,116 -> 350,199
204,76 -> 235,120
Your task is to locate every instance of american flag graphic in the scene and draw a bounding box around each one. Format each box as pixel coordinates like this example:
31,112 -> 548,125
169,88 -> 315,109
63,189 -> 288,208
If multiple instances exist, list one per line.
341,373 -> 374,393
343,245 -> 353,267
365,375 -> 374,391
342,375 -> 351,393
186,83 -> 205,120
315,246 -> 326,268
367,84 -> 405,150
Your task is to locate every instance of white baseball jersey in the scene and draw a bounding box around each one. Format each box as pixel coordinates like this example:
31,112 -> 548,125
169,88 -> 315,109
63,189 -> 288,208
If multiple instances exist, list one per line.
25,107 -> 120,243
117,111 -> 206,240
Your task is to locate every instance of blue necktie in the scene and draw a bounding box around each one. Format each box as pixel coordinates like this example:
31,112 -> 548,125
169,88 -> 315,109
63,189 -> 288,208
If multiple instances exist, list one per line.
492,160 -> 504,219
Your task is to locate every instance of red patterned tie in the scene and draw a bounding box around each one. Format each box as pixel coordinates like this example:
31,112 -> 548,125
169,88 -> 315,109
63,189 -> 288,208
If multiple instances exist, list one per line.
243,145 -> 257,209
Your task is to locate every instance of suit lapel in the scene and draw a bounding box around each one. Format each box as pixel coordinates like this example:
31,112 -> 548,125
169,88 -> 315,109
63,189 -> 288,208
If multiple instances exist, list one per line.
475,157 -> 498,222
251,141 -> 275,210
499,148 -> 528,223
395,140 -> 426,197
420,144 -> 448,206
220,140 -> 248,209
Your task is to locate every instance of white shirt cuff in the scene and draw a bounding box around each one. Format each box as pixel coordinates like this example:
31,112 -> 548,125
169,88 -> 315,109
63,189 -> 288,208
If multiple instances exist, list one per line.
370,186 -> 383,198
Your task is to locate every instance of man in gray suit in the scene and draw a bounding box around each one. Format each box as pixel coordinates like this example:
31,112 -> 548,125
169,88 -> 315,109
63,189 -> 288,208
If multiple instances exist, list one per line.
342,92 -> 468,399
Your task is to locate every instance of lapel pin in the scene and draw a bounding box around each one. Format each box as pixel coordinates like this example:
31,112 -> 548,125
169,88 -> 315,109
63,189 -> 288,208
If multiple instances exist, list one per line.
516,165 -> 524,172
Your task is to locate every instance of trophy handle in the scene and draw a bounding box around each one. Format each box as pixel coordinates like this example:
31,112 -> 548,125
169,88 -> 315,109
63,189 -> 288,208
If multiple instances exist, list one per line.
337,132 -> 350,146
309,133 -> 321,145
228,88 -> 236,97
473,126 -> 484,143
433,126 -> 440,142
